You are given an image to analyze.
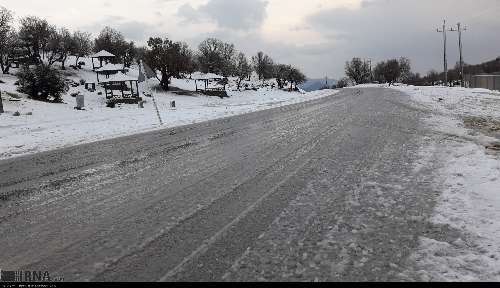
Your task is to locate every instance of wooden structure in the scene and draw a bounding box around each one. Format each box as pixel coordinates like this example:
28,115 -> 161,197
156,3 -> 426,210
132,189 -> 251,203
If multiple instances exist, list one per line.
100,73 -> 141,104
91,50 -> 116,71
194,73 -> 228,98
95,63 -> 126,82
85,82 -> 96,91
8,47 -> 31,68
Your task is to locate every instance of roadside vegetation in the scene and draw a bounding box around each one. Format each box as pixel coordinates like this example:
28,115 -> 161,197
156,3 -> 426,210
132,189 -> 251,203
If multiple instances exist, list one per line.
0,4 -> 307,109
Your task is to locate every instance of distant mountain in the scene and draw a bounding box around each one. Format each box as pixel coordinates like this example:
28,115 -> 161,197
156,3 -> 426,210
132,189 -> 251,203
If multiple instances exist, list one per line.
300,78 -> 337,92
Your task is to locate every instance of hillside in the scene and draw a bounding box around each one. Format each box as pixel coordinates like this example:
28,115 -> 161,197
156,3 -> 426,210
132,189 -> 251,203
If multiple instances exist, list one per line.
0,57 -> 337,160
464,57 -> 500,75
300,78 -> 337,92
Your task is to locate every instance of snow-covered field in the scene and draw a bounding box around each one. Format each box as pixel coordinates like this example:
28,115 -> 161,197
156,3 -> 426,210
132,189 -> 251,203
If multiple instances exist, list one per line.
0,61 -> 338,160
370,84 -> 500,281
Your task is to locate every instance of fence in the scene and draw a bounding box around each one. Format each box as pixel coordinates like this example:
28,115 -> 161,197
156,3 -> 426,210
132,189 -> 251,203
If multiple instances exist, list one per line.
466,74 -> 500,91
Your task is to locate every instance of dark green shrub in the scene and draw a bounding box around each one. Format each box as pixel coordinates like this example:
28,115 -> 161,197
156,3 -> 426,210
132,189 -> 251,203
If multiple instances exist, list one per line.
17,64 -> 68,102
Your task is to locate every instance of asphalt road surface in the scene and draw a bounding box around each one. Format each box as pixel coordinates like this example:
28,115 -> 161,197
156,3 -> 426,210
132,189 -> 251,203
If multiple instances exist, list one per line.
0,88 -> 443,282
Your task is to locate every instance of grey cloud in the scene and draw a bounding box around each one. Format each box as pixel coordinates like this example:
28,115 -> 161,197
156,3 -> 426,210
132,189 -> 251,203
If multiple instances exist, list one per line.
306,0 -> 500,76
178,0 -> 268,31
82,16 -> 162,43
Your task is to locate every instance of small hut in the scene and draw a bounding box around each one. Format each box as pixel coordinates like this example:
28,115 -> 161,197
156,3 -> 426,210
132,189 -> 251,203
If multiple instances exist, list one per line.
91,50 -> 115,71
100,73 -> 141,104
193,73 -> 228,98
95,63 -> 126,83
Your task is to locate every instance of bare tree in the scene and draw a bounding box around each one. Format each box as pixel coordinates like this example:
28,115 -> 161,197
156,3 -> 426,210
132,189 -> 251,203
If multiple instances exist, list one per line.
382,59 -> 401,86
72,31 -> 92,67
336,77 -> 350,89
345,58 -> 371,85
372,61 -> 386,83
46,27 -> 74,69
235,52 -> 252,90
373,58 -> 412,85
398,57 -> 411,83
0,6 -> 15,74
47,27 -> 73,69
45,26 -> 59,66
252,51 -> 274,84
426,70 -> 440,86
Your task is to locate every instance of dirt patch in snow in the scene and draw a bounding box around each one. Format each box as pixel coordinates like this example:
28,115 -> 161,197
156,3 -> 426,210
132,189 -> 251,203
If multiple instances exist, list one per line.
463,116 -> 500,139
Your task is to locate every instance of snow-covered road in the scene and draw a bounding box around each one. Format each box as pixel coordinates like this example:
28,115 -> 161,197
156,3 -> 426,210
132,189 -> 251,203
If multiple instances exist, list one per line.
0,88 -> 441,281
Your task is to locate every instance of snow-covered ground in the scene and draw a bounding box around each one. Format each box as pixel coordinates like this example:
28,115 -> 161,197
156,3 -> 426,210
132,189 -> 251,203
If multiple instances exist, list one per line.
362,84 -> 500,281
0,60 -> 338,160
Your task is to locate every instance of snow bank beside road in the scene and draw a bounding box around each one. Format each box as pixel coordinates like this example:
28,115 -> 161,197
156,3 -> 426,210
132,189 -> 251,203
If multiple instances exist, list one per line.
379,84 -> 500,281
412,132 -> 500,281
353,84 -> 500,119
393,85 -> 500,119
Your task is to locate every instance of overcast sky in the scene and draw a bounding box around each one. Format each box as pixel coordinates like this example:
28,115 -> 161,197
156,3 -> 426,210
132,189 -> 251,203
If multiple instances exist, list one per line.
1,0 -> 499,78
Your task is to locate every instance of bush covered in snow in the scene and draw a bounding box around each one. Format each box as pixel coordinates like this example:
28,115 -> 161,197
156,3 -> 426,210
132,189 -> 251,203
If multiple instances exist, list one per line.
17,64 -> 68,102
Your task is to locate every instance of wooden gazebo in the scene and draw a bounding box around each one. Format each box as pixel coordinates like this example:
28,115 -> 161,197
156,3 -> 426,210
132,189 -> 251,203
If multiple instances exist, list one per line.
95,63 -> 126,83
100,73 -> 141,104
91,50 -> 115,71
194,73 -> 228,98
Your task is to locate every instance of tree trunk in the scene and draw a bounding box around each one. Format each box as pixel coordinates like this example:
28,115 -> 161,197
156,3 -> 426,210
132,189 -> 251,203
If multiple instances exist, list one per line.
237,78 -> 242,90
61,56 -> 67,70
4,57 -> 10,74
160,72 -> 170,90
0,91 -> 4,114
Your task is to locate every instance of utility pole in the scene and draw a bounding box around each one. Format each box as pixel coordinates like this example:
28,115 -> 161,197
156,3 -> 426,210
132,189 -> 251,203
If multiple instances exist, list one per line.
449,23 -> 467,87
437,20 -> 448,86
